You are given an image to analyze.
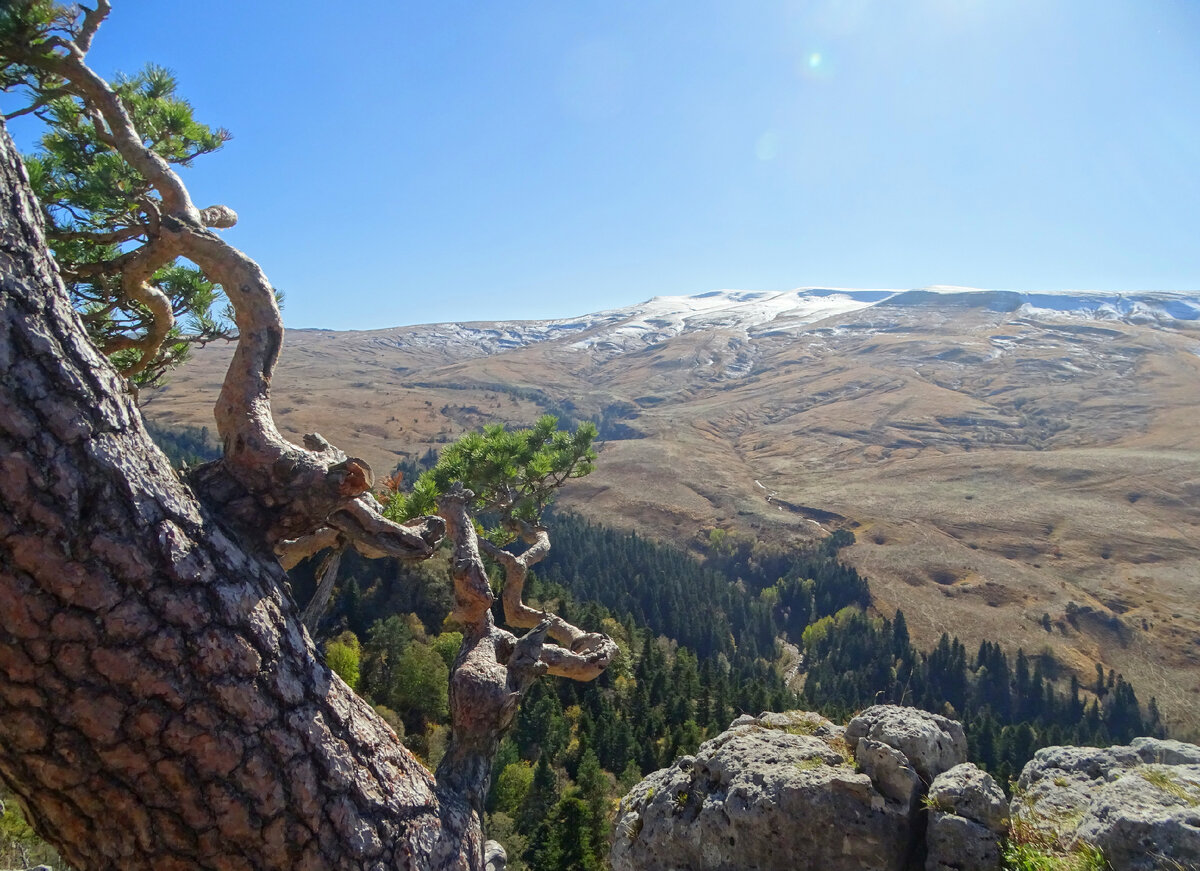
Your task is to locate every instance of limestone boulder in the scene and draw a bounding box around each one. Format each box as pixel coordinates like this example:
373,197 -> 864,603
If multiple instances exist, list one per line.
757,709 -> 845,739
846,706 -> 968,784
1131,736 -> 1200,766
858,738 -> 921,806
928,763 -> 1008,833
1014,741 -> 1200,871
483,839 -> 507,871
611,713 -> 917,871
924,764 -> 1007,871
610,708 -> 1200,871
925,813 -> 1002,871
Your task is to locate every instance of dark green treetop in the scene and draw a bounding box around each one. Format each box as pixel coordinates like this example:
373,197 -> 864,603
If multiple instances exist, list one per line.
1,2 -> 236,387
386,415 -> 598,542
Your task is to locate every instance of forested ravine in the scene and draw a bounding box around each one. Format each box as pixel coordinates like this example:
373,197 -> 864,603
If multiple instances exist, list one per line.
281,509 -> 1164,871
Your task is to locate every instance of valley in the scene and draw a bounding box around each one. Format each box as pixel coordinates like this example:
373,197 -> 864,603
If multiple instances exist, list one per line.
144,287 -> 1200,734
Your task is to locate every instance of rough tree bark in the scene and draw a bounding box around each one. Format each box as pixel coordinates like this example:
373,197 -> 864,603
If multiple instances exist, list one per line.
0,8 -> 619,867
0,117 -> 487,869
3,2 -> 442,564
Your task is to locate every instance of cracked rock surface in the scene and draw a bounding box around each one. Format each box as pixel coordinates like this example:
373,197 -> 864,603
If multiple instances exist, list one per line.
1013,739 -> 1200,871
612,707 -> 948,871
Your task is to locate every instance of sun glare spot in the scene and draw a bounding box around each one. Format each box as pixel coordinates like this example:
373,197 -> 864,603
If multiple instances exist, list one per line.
800,50 -> 830,80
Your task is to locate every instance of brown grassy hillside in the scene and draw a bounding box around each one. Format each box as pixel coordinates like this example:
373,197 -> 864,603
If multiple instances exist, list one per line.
144,297 -> 1200,734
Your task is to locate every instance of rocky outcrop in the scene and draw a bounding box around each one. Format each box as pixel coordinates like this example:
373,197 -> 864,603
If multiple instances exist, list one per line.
612,708 -> 1200,871
925,764 -> 1008,871
483,839 -> 507,871
1013,737 -> 1200,871
845,706 -> 968,784
610,706 -> 987,871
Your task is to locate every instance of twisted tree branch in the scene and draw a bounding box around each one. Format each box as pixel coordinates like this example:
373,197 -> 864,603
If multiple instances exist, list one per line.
48,223 -> 145,244
9,32 -> 451,558
3,86 -> 70,120
105,234 -> 175,376
0,113 -> 484,871
75,1 -> 112,54
479,523 -> 618,680
435,486 -> 548,823
299,543 -> 345,631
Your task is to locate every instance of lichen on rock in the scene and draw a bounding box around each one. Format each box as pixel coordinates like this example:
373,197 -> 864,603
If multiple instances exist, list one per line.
611,706 -> 979,871
1013,738 -> 1200,871
611,707 -> 1200,871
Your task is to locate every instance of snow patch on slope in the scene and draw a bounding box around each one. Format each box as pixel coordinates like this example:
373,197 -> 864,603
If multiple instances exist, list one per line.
355,286 -> 1200,360
1014,292 -> 1200,323
569,287 -> 894,351
888,286 -> 1200,323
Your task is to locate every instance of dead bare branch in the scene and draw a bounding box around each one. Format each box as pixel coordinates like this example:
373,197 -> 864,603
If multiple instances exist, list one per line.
75,1 -> 112,55
300,544 -> 345,630
275,526 -> 342,571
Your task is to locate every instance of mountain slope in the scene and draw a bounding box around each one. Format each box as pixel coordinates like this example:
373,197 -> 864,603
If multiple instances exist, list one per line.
145,287 -> 1200,733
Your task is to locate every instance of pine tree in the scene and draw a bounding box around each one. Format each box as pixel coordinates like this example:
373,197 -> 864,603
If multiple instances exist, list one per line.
575,749 -> 610,853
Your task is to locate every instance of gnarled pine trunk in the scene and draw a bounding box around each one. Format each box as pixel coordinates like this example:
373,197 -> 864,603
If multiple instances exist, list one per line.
0,119 -> 483,869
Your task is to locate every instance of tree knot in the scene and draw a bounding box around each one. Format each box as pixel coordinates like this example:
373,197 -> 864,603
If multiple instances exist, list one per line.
331,458 -> 373,498
200,204 -> 238,228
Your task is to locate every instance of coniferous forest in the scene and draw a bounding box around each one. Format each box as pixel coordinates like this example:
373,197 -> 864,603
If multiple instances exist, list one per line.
0,427 -> 1168,871
93,426 -> 1168,870
295,510 -> 1163,871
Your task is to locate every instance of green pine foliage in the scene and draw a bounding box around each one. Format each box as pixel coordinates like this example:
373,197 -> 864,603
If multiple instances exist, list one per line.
1,5 -> 239,387
798,613 -> 1163,788
384,415 -> 596,542
324,630 -> 362,691
492,760 -> 536,817
531,512 -> 868,663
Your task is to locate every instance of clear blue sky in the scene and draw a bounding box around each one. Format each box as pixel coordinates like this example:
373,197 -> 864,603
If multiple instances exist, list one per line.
8,0 -> 1200,329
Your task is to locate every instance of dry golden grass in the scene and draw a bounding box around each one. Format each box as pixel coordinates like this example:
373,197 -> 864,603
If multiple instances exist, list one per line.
145,305 -> 1200,733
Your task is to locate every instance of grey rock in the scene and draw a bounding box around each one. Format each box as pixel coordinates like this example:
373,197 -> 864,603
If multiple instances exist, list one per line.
858,738 -> 922,807
846,705 -> 968,783
1076,765 -> 1200,870
612,709 -> 1200,871
1019,743 -> 1142,787
483,838 -> 507,871
756,711 -> 797,728
1132,736 -> 1200,766
1014,741 -> 1200,871
925,812 -> 1001,871
611,721 -> 913,871
928,763 -> 1008,833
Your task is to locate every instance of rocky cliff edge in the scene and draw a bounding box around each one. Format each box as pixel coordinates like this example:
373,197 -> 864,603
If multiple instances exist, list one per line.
610,706 -> 1200,871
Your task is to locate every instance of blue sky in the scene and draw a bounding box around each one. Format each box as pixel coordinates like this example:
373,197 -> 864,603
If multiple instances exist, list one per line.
8,0 -> 1200,329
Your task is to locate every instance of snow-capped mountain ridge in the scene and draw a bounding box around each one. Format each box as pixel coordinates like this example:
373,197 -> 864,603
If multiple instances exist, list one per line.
348,287 -> 1200,360
882,287 -> 1200,321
